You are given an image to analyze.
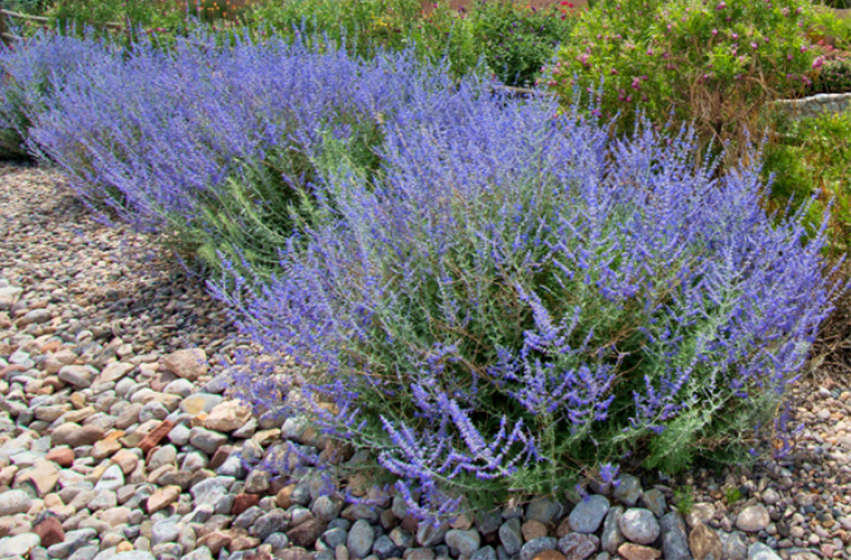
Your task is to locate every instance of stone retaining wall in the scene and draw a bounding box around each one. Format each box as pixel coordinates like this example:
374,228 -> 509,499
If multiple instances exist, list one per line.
773,93 -> 851,121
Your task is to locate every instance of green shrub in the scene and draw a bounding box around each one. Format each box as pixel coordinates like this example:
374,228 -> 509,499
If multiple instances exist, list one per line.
469,0 -> 581,86
243,0 -> 420,57
810,4 -> 851,49
37,0 -> 248,41
763,109 -> 851,253
810,55 -> 851,93
548,0 -> 816,159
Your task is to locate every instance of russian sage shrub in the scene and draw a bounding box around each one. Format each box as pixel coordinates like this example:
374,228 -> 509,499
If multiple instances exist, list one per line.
0,31 -> 119,158
215,84 -> 836,517
28,33 -> 468,269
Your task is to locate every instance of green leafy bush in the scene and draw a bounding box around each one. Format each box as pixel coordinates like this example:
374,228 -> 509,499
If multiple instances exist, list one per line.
809,4 -> 851,49
548,0 -> 816,157
810,54 -> 851,93
469,0 -> 581,86
243,0 -> 420,57
763,109 -> 851,253
36,0 -> 247,42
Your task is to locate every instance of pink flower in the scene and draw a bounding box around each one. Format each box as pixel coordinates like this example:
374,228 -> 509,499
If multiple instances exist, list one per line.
716,2 -> 727,9
751,42 -> 758,50
711,29 -> 718,36
812,56 -> 825,70
610,68 -> 618,75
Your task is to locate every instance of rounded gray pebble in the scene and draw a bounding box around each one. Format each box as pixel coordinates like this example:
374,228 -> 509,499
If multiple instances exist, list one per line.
569,495 -> 610,534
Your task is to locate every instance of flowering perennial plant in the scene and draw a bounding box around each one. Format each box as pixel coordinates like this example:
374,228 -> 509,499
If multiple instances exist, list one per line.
810,55 -> 851,94
23,32 -> 465,268
0,31 -> 119,158
214,82 -> 836,516
548,0 -> 817,155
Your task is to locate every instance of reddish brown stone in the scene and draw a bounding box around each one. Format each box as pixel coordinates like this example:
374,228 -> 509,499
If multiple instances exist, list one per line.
208,446 -> 233,471
244,550 -> 274,560
0,364 -> 27,377
286,518 -> 327,548
532,552 -> 566,560
45,448 -> 74,468
556,517 -> 573,538
147,485 -> 181,514
42,376 -> 65,391
32,516 -> 65,548
230,535 -> 262,551
688,524 -> 723,560
40,340 -> 64,353
231,493 -> 261,516
401,514 -> 419,532
522,520 -> 549,542
268,477 -> 288,496
197,531 -> 232,555
618,543 -> 662,560
138,419 -> 175,454
275,484 -> 295,510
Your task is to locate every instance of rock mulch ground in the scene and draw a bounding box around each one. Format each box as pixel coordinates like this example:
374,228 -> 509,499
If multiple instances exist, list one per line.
0,162 -> 850,560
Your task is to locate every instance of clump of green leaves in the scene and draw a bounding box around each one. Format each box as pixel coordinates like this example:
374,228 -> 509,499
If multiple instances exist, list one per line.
243,0 -> 421,57
724,485 -> 742,504
810,3 -> 851,48
467,0 -> 581,86
763,109 -> 851,254
674,485 -> 695,515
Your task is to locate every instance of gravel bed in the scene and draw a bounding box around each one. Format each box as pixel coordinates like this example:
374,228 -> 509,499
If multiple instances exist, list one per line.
0,163 -> 849,560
